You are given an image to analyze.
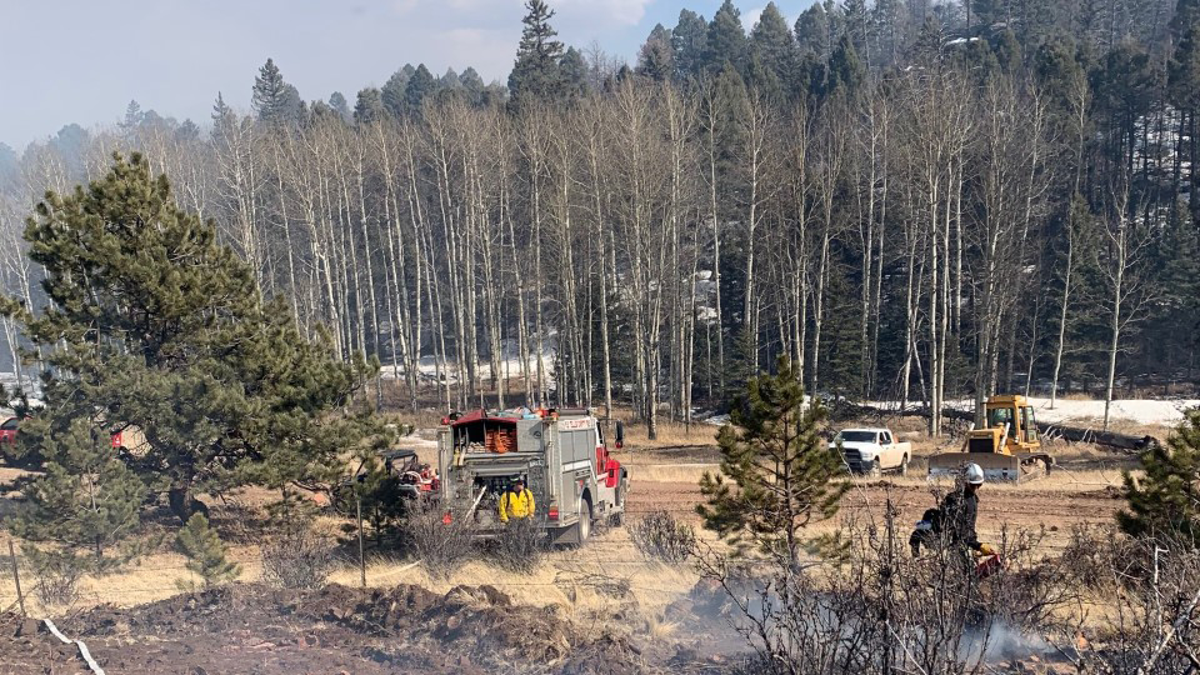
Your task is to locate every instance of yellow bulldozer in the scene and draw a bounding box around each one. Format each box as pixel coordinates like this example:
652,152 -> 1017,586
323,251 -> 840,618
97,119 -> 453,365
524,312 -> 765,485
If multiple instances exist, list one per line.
927,394 -> 1054,483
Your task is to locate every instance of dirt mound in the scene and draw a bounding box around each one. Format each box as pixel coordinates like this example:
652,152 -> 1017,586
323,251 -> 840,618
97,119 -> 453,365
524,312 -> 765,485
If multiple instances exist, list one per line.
24,582 -> 646,674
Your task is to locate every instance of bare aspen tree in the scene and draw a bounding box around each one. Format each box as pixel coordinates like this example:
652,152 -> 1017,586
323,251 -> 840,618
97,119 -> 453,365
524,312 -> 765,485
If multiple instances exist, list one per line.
738,89 -> 778,374
579,96 -> 615,419
698,81 -> 727,394
1099,179 -> 1154,429
810,99 -> 849,394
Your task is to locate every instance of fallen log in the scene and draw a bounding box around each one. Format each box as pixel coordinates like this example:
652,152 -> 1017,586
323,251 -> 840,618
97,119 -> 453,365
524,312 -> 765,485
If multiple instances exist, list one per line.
1039,423 -> 1158,454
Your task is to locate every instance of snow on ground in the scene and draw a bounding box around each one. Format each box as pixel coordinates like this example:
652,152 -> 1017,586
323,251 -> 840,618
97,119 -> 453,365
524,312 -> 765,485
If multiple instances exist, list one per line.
867,397 -> 1199,427
377,337 -> 558,386
1020,397 -> 1198,426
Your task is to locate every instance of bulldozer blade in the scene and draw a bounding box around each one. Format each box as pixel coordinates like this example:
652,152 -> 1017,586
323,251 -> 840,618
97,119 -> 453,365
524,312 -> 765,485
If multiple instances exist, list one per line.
926,452 -> 1041,483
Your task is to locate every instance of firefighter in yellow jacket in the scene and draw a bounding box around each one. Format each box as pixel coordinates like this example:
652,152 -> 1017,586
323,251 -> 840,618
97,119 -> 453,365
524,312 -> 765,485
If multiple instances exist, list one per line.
499,478 -> 536,523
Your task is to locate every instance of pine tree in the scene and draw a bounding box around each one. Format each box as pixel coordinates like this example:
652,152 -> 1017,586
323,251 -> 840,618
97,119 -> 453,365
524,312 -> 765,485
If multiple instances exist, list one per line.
749,3 -> 798,93
440,68 -> 463,91
508,0 -> 566,105
0,142 -> 17,189
1147,199 -> 1200,362
354,87 -> 385,125
12,417 -> 150,575
795,2 -> 832,59
1119,411 -> 1200,540
381,67 -> 413,117
824,33 -> 867,97
1172,0 -> 1200,38
698,356 -> 848,565
990,28 -> 1023,74
560,47 -> 589,101
912,16 -> 945,67
637,24 -> 675,81
459,67 -> 487,106
706,0 -> 748,74
8,153 -> 382,524
842,0 -> 871,61
121,100 -> 143,132
252,58 -> 303,125
175,513 -> 240,589
176,119 -> 200,143
633,24 -> 672,81
405,64 -> 437,114
672,9 -> 709,81
211,93 -> 237,146
329,91 -> 351,120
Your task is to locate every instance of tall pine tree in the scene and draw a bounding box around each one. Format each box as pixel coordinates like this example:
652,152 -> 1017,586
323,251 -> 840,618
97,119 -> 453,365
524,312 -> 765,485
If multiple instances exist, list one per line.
706,0 -> 748,74
354,87 -> 385,125
749,3 -> 798,93
508,0 -> 565,105
637,24 -> 675,82
672,9 -> 709,81
252,58 -> 304,126
7,153 -> 383,523
405,64 -> 438,113
381,67 -> 413,118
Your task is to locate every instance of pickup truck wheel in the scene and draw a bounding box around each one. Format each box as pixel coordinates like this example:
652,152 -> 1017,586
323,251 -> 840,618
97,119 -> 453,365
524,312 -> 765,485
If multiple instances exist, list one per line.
868,459 -> 882,478
899,455 -> 909,477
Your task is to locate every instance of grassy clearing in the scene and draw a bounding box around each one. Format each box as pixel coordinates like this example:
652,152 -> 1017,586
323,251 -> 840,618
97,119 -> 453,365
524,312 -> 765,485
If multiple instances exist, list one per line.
0,516 -> 701,622
627,463 -> 716,484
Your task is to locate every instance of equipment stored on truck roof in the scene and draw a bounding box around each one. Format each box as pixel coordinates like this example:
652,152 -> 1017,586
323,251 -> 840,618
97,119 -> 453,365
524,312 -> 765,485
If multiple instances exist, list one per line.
437,408 -> 628,546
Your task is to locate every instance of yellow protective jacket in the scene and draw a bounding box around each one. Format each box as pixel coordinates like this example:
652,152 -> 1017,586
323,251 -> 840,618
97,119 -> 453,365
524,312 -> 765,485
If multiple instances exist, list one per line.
499,488 -> 536,522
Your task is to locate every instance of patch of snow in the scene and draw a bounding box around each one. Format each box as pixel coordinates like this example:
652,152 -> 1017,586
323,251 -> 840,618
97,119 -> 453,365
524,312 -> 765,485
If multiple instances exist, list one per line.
867,397 -> 1198,426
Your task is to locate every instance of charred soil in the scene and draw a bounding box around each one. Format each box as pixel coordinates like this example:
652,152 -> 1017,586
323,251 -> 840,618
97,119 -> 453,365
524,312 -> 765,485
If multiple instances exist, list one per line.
0,582 -> 667,675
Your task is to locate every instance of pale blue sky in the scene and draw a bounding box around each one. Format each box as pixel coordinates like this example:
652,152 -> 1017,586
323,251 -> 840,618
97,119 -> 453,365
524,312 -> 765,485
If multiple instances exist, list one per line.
0,0 -> 818,150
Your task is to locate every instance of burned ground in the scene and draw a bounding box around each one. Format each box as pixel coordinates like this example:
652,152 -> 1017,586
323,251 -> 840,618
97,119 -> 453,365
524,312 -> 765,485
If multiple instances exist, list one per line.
0,581 -> 717,674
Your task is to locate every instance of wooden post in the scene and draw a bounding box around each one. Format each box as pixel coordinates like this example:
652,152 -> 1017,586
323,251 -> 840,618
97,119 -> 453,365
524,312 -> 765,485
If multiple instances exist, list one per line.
356,494 -> 366,588
8,540 -> 25,617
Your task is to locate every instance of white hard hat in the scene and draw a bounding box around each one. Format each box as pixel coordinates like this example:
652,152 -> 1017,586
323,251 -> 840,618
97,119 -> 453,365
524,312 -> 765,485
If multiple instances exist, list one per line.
964,463 -> 985,485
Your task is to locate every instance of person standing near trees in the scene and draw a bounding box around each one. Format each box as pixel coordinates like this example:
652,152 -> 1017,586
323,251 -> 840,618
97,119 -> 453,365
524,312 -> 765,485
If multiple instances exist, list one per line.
498,478 -> 536,524
910,463 -> 998,560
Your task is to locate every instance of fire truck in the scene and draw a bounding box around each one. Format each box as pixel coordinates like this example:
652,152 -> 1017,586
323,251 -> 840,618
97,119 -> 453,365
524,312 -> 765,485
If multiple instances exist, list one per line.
436,408 -> 628,545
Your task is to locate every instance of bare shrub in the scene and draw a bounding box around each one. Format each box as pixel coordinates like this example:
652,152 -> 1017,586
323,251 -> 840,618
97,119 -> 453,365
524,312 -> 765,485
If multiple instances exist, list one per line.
490,517 -> 546,573
260,526 -> 337,590
629,510 -> 696,563
1063,532 -> 1200,674
32,554 -> 84,608
696,505 -> 1073,674
1058,524 -> 1138,590
403,507 -> 473,581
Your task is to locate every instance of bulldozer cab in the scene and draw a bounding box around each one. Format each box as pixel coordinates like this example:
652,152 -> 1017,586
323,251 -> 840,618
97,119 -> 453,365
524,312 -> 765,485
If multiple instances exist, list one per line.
974,395 -> 1040,455
928,394 -> 1052,483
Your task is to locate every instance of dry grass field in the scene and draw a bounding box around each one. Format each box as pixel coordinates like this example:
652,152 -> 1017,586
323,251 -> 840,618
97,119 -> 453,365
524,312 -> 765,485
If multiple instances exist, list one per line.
0,405 -> 1176,673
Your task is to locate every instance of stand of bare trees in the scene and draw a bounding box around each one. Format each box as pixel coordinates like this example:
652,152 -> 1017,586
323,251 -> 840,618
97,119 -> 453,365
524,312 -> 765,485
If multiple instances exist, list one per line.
0,58 -> 1192,432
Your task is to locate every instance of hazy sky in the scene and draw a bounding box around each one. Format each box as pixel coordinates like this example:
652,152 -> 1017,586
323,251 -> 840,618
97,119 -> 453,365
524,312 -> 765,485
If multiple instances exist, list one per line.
0,0 -> 817,151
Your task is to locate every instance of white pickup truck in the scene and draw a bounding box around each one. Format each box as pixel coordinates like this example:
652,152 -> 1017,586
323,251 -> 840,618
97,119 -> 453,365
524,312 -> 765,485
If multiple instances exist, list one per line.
830,427 -> 912,476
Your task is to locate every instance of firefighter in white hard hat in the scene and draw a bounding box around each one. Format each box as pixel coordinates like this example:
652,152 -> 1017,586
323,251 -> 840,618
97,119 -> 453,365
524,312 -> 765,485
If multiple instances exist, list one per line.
910,462 -> 997,560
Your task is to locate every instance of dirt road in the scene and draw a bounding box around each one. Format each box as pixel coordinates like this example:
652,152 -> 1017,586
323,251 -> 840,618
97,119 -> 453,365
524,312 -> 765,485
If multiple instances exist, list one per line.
626,466 -> 1126,554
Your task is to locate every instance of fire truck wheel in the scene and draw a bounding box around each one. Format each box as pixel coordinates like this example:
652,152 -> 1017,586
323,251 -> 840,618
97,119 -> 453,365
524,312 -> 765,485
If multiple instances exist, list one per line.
608,478 -> 628,527
576,496 -> 592,543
